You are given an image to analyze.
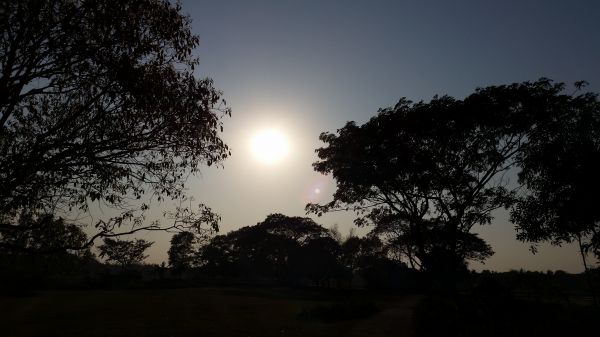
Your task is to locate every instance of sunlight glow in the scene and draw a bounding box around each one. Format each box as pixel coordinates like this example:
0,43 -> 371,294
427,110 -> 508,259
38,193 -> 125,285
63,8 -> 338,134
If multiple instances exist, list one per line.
250,128 -> 290,164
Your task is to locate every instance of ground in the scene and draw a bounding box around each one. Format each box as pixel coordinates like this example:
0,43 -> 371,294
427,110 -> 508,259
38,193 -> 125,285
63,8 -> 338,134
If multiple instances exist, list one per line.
0,287 -> 420,337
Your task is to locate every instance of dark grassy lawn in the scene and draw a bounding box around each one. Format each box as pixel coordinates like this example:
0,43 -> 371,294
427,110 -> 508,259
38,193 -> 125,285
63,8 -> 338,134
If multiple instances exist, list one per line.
0,287 -> 420,337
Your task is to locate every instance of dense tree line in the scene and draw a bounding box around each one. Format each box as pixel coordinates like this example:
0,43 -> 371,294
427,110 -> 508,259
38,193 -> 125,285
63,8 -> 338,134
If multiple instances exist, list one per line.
167,214 -> 415,288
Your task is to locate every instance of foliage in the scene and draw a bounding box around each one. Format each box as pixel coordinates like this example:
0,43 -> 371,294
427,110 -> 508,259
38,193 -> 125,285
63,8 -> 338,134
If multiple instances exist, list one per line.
199,214 -> 330,284
0,214 -> 98,288
197,213 -> 413,288
0,213 -> 88,254
0,0 -> 229,251
168,231 -> 196,272
511,81 -> 600,260
307,84 -> 536,273
198,214 -> 344,284
98,238 -> 153,267
308,79 -> 599,278
296,236 -> 346,285
257,213 -> 331,244
341,235 -> 414,288
342,236 -> 385,273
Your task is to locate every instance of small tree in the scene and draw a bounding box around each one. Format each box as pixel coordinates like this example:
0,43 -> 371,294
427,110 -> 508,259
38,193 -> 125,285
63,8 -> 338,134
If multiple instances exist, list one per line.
98,238 -> 153,268
168,231 -> 196,273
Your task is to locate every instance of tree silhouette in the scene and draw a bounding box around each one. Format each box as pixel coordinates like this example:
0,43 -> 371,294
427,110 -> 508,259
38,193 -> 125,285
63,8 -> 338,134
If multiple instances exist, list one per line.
307,79 -> 585,283
511,82 -> 600,259
98,238 -> 153,268
198,214 -> 342,285
258,213 -> 331,244
199,225 -> 297,283
340,235 -> 411,289
168,231 -> 196,273
308,96 -> 517,278
342,236 -> 387,274
511,81 -> 600,304
0,213 -> 97,287
296,236 -> 344,286
0,0 -> 229,252
0,213 -> 88,254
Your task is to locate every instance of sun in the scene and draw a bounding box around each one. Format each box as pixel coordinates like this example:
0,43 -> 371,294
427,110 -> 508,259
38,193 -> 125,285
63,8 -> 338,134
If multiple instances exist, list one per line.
250,128 -> 290,164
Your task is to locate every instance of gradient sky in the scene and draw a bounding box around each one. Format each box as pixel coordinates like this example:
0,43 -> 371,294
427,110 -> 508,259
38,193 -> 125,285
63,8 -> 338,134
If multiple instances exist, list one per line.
137,0 -> 600,272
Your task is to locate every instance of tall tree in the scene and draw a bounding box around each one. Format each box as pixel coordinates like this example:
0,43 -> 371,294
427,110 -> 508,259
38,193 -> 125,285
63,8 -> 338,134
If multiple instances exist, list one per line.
0,0 -> 229,252
307,80 -> 571,277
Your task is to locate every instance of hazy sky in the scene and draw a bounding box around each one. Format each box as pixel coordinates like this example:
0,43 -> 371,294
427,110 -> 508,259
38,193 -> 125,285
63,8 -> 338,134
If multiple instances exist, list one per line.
138,0 -> 600,272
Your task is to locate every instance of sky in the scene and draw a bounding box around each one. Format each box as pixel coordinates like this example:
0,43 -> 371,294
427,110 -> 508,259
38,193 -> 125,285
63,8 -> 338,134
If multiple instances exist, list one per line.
137,0 -> 600,272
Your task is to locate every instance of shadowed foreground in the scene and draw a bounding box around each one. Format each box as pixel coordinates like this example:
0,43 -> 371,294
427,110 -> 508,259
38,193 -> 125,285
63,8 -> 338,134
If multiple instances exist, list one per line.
0,288 -> 420,337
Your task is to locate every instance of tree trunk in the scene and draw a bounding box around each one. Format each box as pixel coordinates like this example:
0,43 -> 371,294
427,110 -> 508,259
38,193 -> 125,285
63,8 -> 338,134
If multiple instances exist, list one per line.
577,235 -> 598,307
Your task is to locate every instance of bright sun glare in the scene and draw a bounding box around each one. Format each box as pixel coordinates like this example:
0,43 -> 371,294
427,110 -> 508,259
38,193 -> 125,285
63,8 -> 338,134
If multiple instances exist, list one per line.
250,128 -> 290,164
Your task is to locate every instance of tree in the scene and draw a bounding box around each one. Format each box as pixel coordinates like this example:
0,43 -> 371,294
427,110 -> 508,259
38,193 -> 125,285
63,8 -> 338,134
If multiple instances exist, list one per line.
0,213 -> 88,254
341,234 -> 414,289
511,81 -> 600,304
296,236 -> 344,286
0,213 -> 98,286
257,213 -> 331,244
198,214 -> 339,285
168,231 -> 196,273
511,81 -> 600,259
98,238 -> 153,268
342,235 -> 387,274
307,79 -> 571,279
0,0 -> 229,252
199,224 -> 297,283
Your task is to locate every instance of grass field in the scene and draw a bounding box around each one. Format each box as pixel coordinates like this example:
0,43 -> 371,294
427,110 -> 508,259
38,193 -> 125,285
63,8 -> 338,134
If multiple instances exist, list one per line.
0,287 -> 420,337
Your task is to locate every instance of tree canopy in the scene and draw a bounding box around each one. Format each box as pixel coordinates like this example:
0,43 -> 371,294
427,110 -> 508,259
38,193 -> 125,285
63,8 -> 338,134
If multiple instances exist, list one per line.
511,81 -> 600,261
0,0 -> 229,252
199,214 -> 339,284
98,238 -> 153,268
0,213 -> 88,254
307,79 -> 599,276
197,213 -> 409,287
168,231 -> 196,273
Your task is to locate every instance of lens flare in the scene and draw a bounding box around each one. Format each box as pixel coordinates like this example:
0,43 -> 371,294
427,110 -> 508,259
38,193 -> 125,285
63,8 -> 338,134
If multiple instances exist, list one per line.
302,176 -> 329,204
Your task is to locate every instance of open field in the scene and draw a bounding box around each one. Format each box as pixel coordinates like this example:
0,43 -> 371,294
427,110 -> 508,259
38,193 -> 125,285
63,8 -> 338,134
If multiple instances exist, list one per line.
0,287 -> 420,337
